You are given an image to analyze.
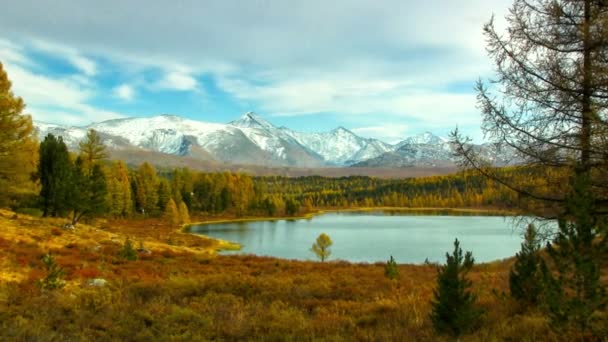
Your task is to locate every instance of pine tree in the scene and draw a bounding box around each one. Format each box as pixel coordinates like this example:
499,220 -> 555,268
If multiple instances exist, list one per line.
384,255 -> 399,280
543,173 -> 607,335
430,238 -> 482,337
178,200 -> 190,225
509,224 -> 545,306
0,62 -> 37,205
68,157 -> 107,225
164,198 -> 180,226
38,134 -> 72,217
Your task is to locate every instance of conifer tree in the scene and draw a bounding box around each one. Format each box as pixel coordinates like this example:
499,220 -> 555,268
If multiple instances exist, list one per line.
384,255 -> 399,280
430,239 -> 482,337
0,62 -> 37,204
78,129 -> 107,174
106,160 -> 132,217
178,200 -> 190,225
509,224 -> 545,306
543,173 -> 606,335
69,157 -> 107,225
38,134 -> 72,217
164,198 -> 180,226
134,162 -> 159,215
157,178 -> 171,211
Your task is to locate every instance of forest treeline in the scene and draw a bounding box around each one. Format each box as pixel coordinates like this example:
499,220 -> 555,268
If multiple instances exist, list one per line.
23,130 -> 536,225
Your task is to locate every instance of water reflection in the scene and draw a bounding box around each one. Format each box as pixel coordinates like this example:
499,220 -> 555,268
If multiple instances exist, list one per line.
190,211 -> 531,263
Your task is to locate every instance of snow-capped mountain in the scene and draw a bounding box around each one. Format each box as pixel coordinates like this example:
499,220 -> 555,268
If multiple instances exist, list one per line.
34,112 -> 389,167
33,113 -> 513,168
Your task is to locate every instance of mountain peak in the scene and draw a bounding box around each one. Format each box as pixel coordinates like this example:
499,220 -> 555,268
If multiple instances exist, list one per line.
331,126 -> 355,135
229,112 -> 275,129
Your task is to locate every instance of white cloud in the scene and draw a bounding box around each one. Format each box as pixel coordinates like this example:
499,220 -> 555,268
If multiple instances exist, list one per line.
156,71 -> 198,91
352,124 -> 409,143
2,41 -> 124,126
31,39 -> 97,76
113,84 -> 135,101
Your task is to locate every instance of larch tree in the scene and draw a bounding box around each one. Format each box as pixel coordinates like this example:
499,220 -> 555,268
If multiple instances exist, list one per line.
178,200 -> 190,225
0,62 -> 37,205
134,162 -> 159,215
311,233 -> 333,262
163,198 -> 180,226
106,160 -> 132,217
452,0 -> 608,217
451,0 -> 608,333
78,129 -> 107,174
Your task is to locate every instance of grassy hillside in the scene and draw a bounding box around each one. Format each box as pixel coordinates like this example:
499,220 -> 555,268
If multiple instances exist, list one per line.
0,210 -> 580,341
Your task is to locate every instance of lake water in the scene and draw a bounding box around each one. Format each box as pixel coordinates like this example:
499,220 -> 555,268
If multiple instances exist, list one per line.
189,211 -> 527,263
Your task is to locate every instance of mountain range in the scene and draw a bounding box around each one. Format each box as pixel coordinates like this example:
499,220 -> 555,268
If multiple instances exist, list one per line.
34,112 -> 513,169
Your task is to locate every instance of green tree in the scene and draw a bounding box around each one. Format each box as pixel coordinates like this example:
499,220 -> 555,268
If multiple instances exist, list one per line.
430,238 -> 482,337
311,233 -> 332,262
69,157 -> 108,225
38,253 -> 65,290
0,62 -> 37,205
543,174 -> 606,335
119,237 -> 137,261
509,224 -> 545,306
38,134 -> 72,217
384,255 -> 399,280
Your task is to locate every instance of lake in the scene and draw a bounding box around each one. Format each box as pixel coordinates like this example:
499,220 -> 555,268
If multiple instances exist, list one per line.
189,211 -> 527,263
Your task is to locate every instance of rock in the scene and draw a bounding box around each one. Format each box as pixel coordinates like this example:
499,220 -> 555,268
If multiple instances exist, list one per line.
62,223 -> 75,230
137,248 -> 152,255
88,278 -> 107,287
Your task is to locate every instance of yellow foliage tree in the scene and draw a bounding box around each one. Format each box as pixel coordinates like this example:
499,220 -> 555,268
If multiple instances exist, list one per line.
0,62 -> 38,204
178,201 -> 190,224
311,233 -> 333,262
164,198 -> 180,226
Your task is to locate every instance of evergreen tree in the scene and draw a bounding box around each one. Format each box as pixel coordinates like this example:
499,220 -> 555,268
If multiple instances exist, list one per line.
163,198 -> 180,226
430,239 -> 482,337
509,224 -> 545,306
69,157 -> 108,225
384,255 -> 399,280
311,233 -> 332,262
38,134 -> 72,217
119,237 -> 137,261
543,173 -> 607,335
0,62 -> 37,205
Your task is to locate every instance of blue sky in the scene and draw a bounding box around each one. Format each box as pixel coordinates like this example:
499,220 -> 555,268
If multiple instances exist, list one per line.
0,0 -> 511,143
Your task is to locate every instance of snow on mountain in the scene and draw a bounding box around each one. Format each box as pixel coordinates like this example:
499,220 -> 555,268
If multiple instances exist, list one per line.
34,113 -> 511,168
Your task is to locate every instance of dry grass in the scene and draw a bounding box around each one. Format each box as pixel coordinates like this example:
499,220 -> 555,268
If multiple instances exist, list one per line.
0,209 -> 599,341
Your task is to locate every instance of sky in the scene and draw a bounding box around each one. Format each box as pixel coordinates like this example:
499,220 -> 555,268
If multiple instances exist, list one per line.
0,0 -> 512,143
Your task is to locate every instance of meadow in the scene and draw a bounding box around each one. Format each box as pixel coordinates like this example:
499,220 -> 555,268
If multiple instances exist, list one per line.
0,208 -> 574,341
